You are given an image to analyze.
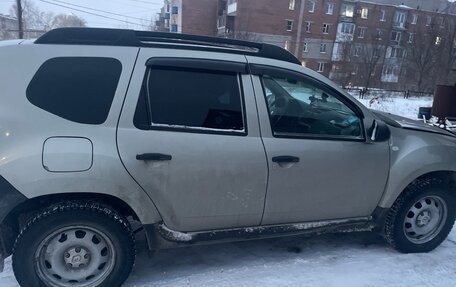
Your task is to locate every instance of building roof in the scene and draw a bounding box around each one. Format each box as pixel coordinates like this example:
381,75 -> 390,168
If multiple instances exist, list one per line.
0,14 -> 16,21
357,0 -> 454,14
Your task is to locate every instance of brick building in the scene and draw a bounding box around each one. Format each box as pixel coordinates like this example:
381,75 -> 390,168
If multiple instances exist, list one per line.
155,0 -> 217,35
158,0 -> 456,90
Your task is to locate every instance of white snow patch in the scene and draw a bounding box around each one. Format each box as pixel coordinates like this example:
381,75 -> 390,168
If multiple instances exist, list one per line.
159,224 -> 193,242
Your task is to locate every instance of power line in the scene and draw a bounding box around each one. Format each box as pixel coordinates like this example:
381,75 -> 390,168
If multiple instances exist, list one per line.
129,0 -> 162,5
39,0 -> 151,28
45,0 -> 152,22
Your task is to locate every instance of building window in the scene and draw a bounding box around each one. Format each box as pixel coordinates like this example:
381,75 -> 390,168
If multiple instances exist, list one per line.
341,23 -> 355,35
384,65 -> 395,76
354,46 -> 361,57
323,23 -> 330,34
373,48 -> 380,57
437,17 -> 444,27
326,3 -> 334,15
408,33 -> 414,43
286,20 -> 293,31
389,47 -> 404,58
289,0 -> 296,10
376,29 -> 384,39
358,27 -> 366,38
317,62 -> 325,73
394,11 -> 406,27
171,6 -> 179,14
380,9 -> 386,21
309,1 -> 315,13
361,8 -> 368,19
411,14 -> 418,24
435,36 -> 442,46
426,16 -> 432,26
320,43 -> 327,53
341,4 -> 354,17
352,64 -> 359,75
303,42 -> 309,52
306,21 -> 312,32
391,31 -> 401,42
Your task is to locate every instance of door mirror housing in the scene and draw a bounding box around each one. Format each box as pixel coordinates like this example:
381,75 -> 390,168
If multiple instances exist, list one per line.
369,120 -> 391,142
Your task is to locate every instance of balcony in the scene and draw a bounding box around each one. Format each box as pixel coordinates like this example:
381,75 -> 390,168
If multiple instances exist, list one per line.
392,21 -> 407,30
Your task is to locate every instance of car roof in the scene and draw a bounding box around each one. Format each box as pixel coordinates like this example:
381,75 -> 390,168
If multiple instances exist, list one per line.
34,27 -> 302,65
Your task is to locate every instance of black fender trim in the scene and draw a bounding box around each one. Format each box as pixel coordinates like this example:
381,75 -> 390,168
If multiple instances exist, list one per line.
0,176 -> 27,223
0,175 -> 27,267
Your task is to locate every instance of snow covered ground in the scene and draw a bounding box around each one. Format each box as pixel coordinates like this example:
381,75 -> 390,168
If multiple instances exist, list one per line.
2,229 -> 454,287
2,95 -> 453,287
353,93 -> 433,121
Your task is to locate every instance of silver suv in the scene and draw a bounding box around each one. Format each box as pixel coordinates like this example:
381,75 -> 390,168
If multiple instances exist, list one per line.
0,28 -> 455,287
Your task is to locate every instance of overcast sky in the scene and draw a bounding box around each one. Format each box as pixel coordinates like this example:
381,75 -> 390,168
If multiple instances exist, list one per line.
0,0 -> 164,30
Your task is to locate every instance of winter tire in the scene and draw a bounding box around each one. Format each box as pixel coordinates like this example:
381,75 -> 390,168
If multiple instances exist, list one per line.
384,179 -> 456,253
12,201 -> 135,287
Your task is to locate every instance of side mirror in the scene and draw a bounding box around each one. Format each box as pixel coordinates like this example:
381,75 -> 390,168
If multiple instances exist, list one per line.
369,120 -> 391,142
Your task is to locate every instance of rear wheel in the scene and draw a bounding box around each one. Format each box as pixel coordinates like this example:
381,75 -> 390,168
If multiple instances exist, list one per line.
12,201 -> 135,287
384,180 -> 456,253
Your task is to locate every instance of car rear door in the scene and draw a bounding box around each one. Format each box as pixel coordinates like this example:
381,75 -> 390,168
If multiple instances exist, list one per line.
117,49 -> 268,232
248,59 -> 390,225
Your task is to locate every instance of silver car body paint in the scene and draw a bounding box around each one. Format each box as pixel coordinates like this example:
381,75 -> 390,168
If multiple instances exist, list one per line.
0,40 -> 455,232
0,42 -> 161,224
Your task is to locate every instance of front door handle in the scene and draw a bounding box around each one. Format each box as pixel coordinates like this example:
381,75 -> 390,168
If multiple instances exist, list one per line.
136,153 -> 172,161
272,156 -> 300,163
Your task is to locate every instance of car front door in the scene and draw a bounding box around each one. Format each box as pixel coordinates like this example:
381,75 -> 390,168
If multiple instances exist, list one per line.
249,63 -> 390,225
117,50 -> 268,232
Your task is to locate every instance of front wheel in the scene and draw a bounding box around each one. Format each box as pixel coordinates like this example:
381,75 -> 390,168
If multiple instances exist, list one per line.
12,201 -> 135,287
384,180 -> 456,253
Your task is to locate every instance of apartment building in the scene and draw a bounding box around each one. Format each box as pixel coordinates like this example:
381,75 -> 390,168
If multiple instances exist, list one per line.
159,0 -> 455,90
0,14 -> 17,40
330,0 -> 455,90
155,0 -> 217,35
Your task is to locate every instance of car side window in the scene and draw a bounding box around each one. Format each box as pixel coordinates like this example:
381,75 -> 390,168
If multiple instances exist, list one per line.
261,74 -> 363,139
136,66 -> 245,134
27,57 -> 122,125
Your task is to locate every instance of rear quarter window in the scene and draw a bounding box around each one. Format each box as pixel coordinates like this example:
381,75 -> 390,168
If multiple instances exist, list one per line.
26,57 -> 122,125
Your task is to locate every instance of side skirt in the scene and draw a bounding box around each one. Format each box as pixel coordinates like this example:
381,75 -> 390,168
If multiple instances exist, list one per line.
144,217 -> 375,251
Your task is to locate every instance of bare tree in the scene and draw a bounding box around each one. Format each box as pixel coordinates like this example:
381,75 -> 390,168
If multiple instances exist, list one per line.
50,14 -> 86,29
9,0 -> 86,38
437,14 -> 456,85
331,41 -> 355,89
404,22 -> 445,91
356,32 -> 388,90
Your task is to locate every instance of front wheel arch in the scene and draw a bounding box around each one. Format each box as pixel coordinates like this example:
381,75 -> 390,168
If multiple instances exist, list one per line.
384,177 -> 456,253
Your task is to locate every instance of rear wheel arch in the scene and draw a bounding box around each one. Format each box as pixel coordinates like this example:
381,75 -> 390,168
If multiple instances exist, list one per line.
1,193 -> 145,257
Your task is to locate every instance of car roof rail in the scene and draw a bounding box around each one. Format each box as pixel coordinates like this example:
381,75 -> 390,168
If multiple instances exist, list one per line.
35,27 -> 301,65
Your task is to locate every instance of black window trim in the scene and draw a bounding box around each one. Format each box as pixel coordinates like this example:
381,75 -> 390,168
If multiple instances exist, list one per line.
252,64 -> 366,142
137,58 -> 249,137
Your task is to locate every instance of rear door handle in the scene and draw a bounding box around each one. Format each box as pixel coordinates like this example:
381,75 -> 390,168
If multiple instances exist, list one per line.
136,153 -> 172,161
272,156 -> 300,163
